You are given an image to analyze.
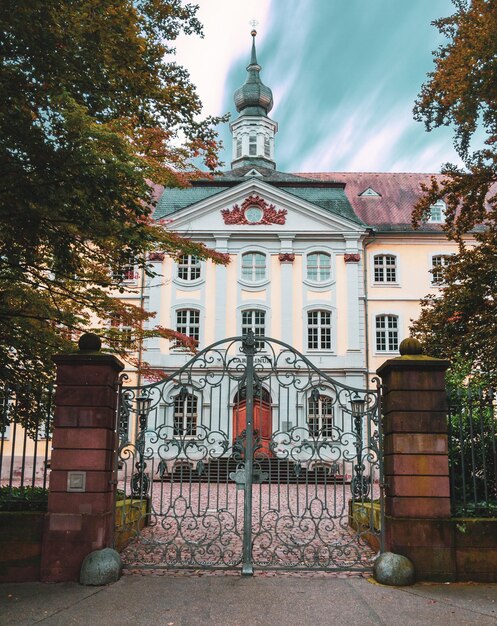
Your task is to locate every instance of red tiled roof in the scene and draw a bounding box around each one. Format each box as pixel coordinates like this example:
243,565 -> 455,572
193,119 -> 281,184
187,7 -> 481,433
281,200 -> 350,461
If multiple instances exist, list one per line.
295,172 -> 447,230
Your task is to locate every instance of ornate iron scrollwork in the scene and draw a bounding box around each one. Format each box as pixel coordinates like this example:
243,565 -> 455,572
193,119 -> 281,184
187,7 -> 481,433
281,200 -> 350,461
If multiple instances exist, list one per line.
116,334 -> 383,573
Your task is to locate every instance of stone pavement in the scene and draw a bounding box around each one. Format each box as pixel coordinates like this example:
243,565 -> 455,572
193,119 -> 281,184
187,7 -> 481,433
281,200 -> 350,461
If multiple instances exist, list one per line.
1,572 -> 497,626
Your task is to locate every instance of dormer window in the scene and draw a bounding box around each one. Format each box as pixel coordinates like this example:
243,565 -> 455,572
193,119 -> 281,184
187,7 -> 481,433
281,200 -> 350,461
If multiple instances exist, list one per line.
428,200 -> 446,223
249,134 -> 257,156
359,187 -> 381,197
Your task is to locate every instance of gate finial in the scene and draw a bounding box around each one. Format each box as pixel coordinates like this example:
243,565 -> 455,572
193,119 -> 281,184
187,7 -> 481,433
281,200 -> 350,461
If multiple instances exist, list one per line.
241,330 -> 258,355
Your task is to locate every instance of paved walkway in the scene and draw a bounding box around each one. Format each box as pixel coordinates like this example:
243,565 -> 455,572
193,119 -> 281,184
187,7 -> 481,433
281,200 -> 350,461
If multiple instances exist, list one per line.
2,573 -> 497,626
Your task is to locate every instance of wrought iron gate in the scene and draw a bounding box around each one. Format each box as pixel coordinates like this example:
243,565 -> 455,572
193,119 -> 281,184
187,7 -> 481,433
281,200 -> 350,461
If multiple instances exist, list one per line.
115,334 -> 384,574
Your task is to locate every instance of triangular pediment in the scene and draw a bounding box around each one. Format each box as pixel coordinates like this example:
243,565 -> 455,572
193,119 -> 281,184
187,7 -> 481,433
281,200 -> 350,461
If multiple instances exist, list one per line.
161,179 -> 366,236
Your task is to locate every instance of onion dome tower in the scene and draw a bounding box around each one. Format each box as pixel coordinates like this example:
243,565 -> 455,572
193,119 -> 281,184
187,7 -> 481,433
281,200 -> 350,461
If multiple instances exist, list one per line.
230,30 -> 278,170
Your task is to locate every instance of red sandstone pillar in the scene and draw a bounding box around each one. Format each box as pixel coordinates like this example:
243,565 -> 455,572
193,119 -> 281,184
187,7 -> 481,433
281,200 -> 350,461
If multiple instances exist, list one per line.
377,338 -> 456,581
40,334 -> 123,582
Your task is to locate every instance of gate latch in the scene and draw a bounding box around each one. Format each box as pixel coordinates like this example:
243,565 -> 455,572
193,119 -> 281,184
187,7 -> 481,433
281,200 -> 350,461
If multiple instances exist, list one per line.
229,468 -> 269,489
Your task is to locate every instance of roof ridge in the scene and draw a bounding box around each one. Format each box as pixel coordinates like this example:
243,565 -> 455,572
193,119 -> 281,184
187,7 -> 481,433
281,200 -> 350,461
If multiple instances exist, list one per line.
293,171 -> 444,176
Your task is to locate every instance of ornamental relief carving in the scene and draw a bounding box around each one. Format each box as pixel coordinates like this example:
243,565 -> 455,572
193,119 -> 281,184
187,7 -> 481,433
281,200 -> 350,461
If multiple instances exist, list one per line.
344,253 -> 361,263
221,194 -> 287,225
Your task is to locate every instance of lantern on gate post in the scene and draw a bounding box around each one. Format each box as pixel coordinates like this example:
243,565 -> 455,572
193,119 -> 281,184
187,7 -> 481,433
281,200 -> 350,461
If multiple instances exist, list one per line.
131,393 -> 152,497
350,395 -> 369,500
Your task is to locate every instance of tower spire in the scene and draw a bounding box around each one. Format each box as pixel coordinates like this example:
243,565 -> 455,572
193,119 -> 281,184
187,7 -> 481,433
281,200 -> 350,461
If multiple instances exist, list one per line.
230,29 -> 278,171
250,29 -> 258,67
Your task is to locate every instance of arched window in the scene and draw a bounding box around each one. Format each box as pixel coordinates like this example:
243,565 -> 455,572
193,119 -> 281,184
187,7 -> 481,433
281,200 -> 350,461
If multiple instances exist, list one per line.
307,310 -> 332,350
177,255 -> 201,281
241,252 -> 266,282
241,309 -> 266,347
173,391 -> 197,436
374,254 -> 397,283
308,394 -> 334,438
375,315 -> 399,352
307,252 -> 331,282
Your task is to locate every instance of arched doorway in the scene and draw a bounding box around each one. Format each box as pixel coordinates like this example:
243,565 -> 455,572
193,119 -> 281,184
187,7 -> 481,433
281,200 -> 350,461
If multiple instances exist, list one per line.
233,386 -> 273,457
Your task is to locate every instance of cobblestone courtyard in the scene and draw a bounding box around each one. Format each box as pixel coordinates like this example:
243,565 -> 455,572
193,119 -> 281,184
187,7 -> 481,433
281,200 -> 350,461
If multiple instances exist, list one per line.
121,480 -> 377,573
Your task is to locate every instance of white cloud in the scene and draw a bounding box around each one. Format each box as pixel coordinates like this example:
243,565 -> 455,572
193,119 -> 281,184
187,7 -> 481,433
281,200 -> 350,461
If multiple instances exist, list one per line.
174,0 -> 272,116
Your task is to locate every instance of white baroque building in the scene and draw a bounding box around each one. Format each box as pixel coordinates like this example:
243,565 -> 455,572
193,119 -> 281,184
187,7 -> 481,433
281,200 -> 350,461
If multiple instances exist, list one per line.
116,32 -> 461,455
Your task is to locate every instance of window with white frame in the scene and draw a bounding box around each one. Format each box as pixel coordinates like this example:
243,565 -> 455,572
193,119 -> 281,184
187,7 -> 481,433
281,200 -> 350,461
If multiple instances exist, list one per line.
236,137 -> 242,159
110,318 -> 134,349
307,310 -> 332,350
375,315 -> 399,352
176,309 -> 200,342
241,309 -> 266,347
177,255 -> 201,281
374,254 -> 397,283
431,254 -> 451,285
308,394 -> 334,438
241,252 -> 266,282
173,392 -> 198,436
249,134 -> 257,156
428,200 -> 446,223
113,257 -> 137,283
307,252 -> 331,282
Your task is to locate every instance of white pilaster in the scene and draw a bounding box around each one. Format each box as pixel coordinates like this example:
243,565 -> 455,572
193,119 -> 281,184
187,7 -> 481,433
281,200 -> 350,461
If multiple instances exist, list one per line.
344,236 -> 361,352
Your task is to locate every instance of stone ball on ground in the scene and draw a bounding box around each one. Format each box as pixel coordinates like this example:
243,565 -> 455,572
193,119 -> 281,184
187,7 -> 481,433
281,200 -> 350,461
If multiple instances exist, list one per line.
80,548 -> 122,586
373,552 -> 415,586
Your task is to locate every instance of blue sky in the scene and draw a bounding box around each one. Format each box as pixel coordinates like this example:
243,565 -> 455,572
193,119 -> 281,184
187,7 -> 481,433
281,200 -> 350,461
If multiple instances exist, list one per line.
175,0 -> 460,173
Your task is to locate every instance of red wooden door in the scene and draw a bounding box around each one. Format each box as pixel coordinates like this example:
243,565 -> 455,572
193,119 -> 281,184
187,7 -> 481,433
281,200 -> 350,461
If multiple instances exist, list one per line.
233,400 -> 273,457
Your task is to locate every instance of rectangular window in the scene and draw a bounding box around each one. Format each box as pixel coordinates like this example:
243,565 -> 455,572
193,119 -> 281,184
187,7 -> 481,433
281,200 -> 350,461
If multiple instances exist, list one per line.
308,395 -> 334,438
307,310 -> 332,350
431,255 -> 450,284
176,309 -> 200,341
264,137 -> 270,158
113,258 -> 137,283
110,318 -> 134,350
177,255 -> 201,281
242,309 -> 266,348
174,394 -> 197,436
374,255 -> 397,283
236,138 -> 242,159
375,315 -> 399,352
249,134 -> 257,156
241,252 -> 266,282
429,201 -> 446,223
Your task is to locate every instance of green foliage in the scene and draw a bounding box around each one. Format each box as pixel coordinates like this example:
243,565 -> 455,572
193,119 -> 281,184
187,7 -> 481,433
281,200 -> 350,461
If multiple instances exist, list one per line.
411,0 -> 497,376
0,1 -> 229,403
448,384 -> 497,517
0,486 -> 48,512
410,232 -> 497,382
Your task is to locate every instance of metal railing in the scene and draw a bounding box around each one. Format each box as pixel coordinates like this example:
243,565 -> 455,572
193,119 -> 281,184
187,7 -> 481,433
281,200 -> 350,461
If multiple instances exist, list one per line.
448,386 -> 497,517
0,383 -> 53,510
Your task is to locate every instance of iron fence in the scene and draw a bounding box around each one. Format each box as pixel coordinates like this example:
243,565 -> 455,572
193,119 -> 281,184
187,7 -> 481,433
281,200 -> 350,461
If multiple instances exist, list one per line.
448,386 -> 497,517
0,383 -> 53,510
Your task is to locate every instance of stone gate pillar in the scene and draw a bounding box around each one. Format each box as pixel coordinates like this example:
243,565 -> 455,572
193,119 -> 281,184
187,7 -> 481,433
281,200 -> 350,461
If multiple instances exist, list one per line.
377,338 -> 455,581
40,334 -> 123,582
